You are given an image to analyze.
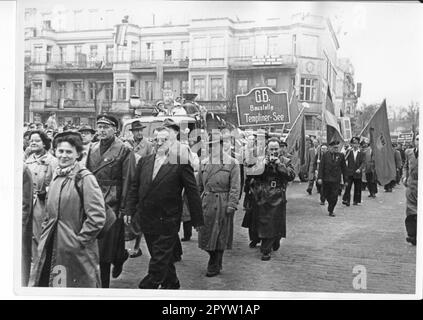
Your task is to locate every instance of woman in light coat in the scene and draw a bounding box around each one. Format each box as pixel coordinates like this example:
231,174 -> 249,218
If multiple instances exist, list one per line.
198,132 -> 240,277
25,130 -> 58,260
29,132 -> 106,287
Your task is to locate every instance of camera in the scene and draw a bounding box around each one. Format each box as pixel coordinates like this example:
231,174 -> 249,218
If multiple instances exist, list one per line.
268,151 -> 279,163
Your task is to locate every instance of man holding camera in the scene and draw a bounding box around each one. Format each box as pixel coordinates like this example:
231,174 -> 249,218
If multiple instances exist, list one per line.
246,137 -> 295,261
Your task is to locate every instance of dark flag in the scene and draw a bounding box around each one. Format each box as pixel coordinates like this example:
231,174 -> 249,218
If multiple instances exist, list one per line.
360,99 -> 396,185
324,86 -> 343,144
285,106 -> 305,176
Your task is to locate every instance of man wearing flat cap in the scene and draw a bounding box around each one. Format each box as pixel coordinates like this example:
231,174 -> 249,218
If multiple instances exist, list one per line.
317,140 -> 346,217
86,114 -> 136,287
342,136 -> 365,206
78,125 -> 96,166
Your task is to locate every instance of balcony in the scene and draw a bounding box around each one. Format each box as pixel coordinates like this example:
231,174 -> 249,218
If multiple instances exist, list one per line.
229,55 -> 297,70
45,60 -> 113,73
131,58 -> 189,71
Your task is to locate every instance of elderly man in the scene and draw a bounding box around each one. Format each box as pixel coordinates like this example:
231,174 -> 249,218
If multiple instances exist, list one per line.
403,134 -> 418,246
78,125 -> 96,166
86,114 -> 136,288
125,126 -> 203,289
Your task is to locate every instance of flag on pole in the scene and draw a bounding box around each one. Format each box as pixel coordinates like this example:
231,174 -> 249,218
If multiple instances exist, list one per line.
359,99 -> 396,185
288,88 -> 301,130
114,24 -> 128,46
285,106 -> 306,175
324,86 -> 343,144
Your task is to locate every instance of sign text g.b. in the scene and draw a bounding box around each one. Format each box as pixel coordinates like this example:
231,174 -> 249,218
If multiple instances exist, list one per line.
236,87 -> 290,127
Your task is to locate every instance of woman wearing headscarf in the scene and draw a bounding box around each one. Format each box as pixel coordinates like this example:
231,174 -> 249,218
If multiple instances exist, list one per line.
25,130 -> 57,260
29,132 -> 106,287
198,131 -> 240,277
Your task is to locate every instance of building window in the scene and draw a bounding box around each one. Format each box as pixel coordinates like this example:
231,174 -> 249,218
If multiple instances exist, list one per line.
305,115 -> 314,131
180,41 -> 189,59
90,45 -> 98,59
300,78 -> 317,101
59,46 -> 66,64
181,80 -> 189,95
146,43 -> 154,61
292,34 -> 297,56
164,50 -> 172,62
267,36 -> 279,56
131,42 -> 138,61
237,79 -> 248,94
46,46 -> 52,63
58,82 -> 66,99
145,81 -> 154,100
163,80 -> 172,91
117,81 -> 127,100
88,82 -> 96,100
210,37 -> 224,58
266,78 -> 277,90
302,34 -> 318,57
130,80 -> 137,96
34,46 -> 42,63
193,78 -> 206,100
239,38 -> 250,57
193,38 -> 207,59
73,82 -> 84,100
105,83 -> 112,101
32,81 -> 42,99
43,20 -> 51,29
106,45 -> 114,64
74,45 -> 82,62
210,77 -> 224,101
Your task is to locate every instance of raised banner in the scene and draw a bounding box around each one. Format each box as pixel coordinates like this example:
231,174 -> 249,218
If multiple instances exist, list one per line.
236,87 -> 290,127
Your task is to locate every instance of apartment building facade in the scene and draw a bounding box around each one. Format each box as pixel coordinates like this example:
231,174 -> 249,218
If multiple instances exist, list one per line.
25,9 -> 344,135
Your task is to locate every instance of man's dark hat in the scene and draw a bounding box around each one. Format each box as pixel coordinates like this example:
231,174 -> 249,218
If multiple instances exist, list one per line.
96,114 -> 119,127
129,120 -> 146,131
360,140 -> 368,147
162,118 -> 180,132
78,125 -> 96,134
350,136 -> 360,144
328,140 -> 340,146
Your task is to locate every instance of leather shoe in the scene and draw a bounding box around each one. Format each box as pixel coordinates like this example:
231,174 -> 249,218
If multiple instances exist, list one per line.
261,253 -> 271,261
353,202 -> 358,206
406,237 -> 416,246
320,201 -> 325,205
306,189 -> 312,195
342,201 -> 350,206
129,248 -> 142,258
272,241 -> 280,251
160,280 -> 180,289
206,270 -> 220,277
112,250 -> 129,278
249,241 -> 259,248
329,212 -> 336,217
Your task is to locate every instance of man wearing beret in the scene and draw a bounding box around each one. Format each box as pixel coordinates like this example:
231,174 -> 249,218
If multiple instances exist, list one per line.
317,140 -> 346,217
342,137 -> 365,206
86,114 -> 136,288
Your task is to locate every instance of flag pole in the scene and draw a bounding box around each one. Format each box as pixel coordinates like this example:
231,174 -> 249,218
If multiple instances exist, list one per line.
285,106 -> 305,141
359,99 -> 386,137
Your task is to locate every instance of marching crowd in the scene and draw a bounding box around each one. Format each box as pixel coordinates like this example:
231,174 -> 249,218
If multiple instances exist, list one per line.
21,114 -> 418,289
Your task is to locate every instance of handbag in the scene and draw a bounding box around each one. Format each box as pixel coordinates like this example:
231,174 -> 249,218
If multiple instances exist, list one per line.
74,169 -> 116,239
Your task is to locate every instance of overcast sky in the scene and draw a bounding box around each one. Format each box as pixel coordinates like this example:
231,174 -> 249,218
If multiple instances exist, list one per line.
23,0 -> 423,110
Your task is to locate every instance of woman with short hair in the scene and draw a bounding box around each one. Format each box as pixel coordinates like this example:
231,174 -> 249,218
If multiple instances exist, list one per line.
25,130 -> 57,260
29,131 -> 107,287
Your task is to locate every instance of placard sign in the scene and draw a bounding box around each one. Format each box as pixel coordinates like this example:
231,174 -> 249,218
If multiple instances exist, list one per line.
236,87 -> 290,127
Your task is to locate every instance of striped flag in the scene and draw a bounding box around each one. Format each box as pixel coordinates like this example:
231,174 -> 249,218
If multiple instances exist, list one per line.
114,24 -> 128,46
324,86 -> 343,144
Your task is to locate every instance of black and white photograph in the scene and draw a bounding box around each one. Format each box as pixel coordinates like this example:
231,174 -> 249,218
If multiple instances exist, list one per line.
11,0 -> 422,299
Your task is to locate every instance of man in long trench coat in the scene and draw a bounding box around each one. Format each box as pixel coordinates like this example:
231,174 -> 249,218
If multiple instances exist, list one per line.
246,137 -> 295,261
402,134 -> 418,246
86,114 -> 136,288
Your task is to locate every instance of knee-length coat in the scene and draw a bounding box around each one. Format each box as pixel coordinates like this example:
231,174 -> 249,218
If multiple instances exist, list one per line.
198,157 -> 240,251
249,157 -> 295,239
25,152 -> 58,260
403,148 -> 418,216
29,163 -> 106,288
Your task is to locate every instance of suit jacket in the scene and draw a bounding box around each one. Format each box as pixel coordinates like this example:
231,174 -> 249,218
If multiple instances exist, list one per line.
344,149 -> 364,178
126,152 -> 204,235
125,138 -> 153,164
318,151 -> 346,183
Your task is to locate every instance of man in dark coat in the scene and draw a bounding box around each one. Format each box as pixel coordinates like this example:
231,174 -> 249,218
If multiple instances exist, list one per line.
125,126 -> 203,289
247,137 -> 295,261
317,140 -> 346,217
86,114 -> 136,288
342,137 -> 365,206
22,164 -> 33,287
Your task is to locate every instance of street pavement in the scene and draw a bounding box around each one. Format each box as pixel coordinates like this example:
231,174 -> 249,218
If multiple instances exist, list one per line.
111,181 -> 416,294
